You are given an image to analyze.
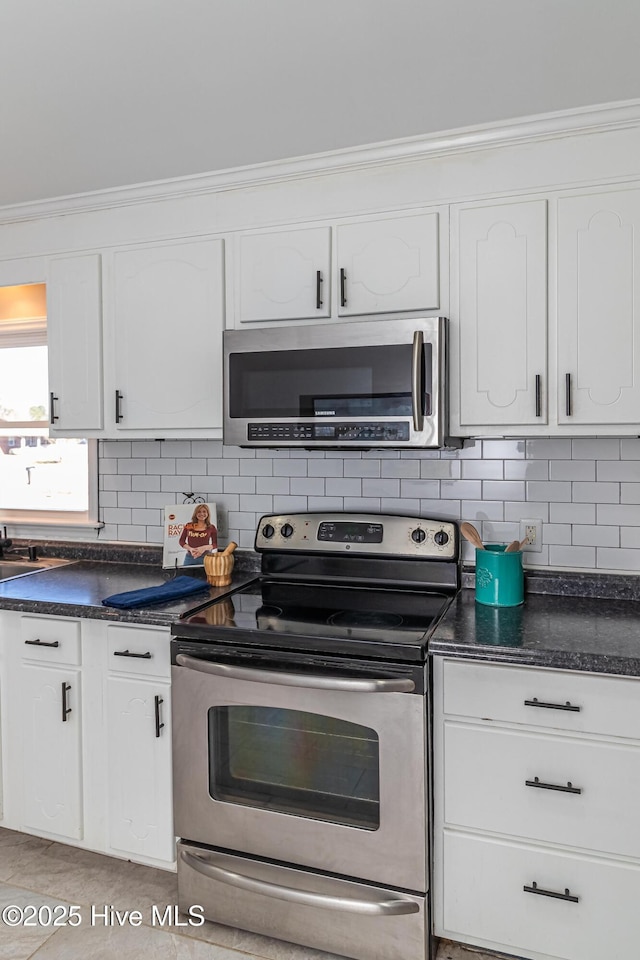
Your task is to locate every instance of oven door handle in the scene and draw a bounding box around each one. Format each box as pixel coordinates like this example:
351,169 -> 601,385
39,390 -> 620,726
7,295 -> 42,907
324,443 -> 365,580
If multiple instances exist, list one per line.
175,654 -> 415,692
180,850 -> 419,916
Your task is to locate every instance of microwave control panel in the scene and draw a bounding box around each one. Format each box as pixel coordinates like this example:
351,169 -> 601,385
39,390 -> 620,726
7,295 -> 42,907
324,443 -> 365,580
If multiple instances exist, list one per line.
247,422 -> 410,443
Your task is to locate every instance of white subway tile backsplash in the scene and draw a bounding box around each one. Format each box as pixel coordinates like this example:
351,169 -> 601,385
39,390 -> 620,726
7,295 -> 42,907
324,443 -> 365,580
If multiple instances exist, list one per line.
622,484 -> 640,503
549,545 -> 597,567
549,502 -> 595,524
526,439 -> 572,459
550,460 -> 595,481
597,503 -> 640,526
461,460 -> 502,480
362,479 -> 400,498
597,461 -> 640,482
96,438 -> 640,574
572,524 -> 619,547
572,438 -> 620,459
597,548 -> 640,571
621,439 -> 640,459
483,480 -> 525,501
441,480 -> 482,499
344,459 -> 381,478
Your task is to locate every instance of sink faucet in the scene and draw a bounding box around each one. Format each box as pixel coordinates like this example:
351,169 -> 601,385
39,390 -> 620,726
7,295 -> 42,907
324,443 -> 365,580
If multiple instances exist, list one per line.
0,528 -> 37,561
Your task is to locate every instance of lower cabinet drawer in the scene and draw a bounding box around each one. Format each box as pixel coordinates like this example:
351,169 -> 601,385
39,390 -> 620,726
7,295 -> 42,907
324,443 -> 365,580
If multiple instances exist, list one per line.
20,616 -> 81,665
444,722 -> 640,858
442,831 -> 640,960
106,625 -> 170,679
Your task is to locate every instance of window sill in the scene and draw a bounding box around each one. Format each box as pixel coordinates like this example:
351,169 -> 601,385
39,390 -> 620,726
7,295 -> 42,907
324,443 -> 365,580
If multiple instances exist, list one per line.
0,520 -> 104,541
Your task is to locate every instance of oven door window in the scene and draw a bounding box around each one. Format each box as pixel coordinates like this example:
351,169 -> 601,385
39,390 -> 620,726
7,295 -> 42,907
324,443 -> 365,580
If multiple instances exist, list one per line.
209,706 -> 380,830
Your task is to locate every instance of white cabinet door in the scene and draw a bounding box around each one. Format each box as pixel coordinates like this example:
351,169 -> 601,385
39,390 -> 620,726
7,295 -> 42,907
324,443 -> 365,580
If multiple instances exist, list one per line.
105,677 -> 174,863
454,200 -> 548,428
336,212 -> 440,316
46,254 -> 103,433
236,227 -> 331,322
20,664 -> 83,840
557,188 -> 640,424
110,238 -> 224,432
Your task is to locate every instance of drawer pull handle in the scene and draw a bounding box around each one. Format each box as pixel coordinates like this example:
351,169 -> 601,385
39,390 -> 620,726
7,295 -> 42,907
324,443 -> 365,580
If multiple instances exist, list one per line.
154,695 -> 165,738
113,649 -> 152,659
340,267 -> 347,307
524,881 -> 579,904
524,697 -> 581,713
25,639 -> 60,648
61,682 -> 72,722
525,777 -> 582,795
316,270 -> 323,309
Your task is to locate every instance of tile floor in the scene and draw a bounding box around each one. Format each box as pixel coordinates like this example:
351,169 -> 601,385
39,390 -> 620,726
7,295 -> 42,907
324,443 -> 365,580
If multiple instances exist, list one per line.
0,827 -> 501,960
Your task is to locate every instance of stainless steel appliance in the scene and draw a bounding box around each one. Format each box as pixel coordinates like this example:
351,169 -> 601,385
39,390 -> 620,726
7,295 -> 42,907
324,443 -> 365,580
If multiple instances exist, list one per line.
223,317 -> 457,449
171,512 -> 460,960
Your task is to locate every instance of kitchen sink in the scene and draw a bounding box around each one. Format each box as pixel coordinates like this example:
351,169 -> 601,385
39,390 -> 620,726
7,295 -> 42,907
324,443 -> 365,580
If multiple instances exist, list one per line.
0,558 -> 72,582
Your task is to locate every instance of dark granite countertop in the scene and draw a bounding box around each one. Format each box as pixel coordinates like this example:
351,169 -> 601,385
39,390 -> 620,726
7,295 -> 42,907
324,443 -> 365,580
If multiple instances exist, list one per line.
430,588 -> 640,677
0,559 -> 258,626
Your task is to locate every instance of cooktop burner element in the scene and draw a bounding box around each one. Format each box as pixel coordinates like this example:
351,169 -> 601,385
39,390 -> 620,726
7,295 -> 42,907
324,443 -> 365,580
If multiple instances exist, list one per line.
175,512 -> 461,662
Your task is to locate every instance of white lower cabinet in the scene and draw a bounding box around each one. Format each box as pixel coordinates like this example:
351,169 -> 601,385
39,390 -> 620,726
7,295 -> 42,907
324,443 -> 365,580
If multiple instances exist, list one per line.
433,657 -> 640,960
0,612 -> 175,869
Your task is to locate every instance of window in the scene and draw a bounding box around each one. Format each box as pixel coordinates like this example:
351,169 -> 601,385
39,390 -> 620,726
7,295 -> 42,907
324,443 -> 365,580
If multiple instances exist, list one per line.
0,282 -> 97,533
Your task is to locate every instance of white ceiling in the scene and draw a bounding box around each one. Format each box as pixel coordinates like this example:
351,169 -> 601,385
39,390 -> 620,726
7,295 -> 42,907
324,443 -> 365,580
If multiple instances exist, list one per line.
2,0 -> 640,208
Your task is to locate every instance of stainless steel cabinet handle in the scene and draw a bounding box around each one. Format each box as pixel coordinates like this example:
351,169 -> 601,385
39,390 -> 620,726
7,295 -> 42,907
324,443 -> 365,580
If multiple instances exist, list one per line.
175,654 -> 415,693
181,850 -> 419,916
524,881 -> 579,904
524,697 -> 581,713
316,270 -> 323,309
525,776 -> 582,795
339,267 -> 347,307
535,374 -> 542,417
411,330 -> 424,433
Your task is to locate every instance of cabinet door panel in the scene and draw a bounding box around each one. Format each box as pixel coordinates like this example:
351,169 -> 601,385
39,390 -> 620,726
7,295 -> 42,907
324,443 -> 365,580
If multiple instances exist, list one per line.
336,213 -> 439,315
236,228 -> 331,322
558,189 -> 640,424
106,677 -> 174,863
47,255 -> 103,432
21,665 -> 82,840
111,239 -> 224,430
455,200 -> 547,426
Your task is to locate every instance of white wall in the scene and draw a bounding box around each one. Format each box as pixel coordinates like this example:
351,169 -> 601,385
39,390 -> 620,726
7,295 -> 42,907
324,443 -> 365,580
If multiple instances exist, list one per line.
3,0 -> 640,206
98,439 -> 640,575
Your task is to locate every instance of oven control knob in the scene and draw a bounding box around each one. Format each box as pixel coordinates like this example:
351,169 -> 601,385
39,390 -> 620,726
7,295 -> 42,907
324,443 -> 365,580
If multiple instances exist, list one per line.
434,530 -> 449,546
411,528 -> 426,543
261,523 -> 275,539
281,523 -> 294,539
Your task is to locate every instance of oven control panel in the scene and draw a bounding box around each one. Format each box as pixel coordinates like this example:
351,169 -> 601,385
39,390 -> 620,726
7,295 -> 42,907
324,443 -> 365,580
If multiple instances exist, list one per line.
255,512 -> 458,559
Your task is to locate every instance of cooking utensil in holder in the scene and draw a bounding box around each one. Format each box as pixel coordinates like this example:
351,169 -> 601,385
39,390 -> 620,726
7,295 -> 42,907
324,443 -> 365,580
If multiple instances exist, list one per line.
475,543 -> 524,607
203,542 -> 238,586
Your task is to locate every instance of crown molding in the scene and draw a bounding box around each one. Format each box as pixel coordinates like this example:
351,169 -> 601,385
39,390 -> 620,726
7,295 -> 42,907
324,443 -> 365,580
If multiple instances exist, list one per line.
2,98 -> 640,225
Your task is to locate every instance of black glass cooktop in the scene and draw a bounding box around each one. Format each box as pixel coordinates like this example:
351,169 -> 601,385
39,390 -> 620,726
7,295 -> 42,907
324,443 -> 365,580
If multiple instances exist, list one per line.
174,578 -> 454,661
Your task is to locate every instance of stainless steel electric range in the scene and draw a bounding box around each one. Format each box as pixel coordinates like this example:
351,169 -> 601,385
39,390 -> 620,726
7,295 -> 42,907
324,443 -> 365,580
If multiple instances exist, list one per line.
171,512 -> 460,960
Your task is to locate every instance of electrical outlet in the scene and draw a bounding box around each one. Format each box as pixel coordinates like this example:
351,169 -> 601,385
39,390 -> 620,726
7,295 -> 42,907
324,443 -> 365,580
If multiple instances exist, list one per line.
519,519 -> 542,553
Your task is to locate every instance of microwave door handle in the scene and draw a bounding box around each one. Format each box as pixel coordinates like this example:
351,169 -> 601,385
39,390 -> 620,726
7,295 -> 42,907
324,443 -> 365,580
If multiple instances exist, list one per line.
175,654 -> 415,693
411,330 -> 424,433
180,850 -> 419,916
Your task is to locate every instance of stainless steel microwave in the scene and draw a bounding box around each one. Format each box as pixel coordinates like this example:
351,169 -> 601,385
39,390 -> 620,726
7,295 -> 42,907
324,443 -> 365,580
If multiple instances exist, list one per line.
223,317 -> 456,449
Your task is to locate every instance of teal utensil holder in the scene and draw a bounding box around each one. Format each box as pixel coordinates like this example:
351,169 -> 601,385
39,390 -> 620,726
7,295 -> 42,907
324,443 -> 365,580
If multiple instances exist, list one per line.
475,544 -> 524,607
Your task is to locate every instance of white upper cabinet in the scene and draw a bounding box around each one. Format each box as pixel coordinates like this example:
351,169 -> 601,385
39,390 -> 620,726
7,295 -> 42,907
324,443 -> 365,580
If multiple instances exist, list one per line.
233,210 -> 442,325
236,227 -> 331,322
452,200 -> 548,431
106,238 -> 224,434
335,212 -> 440,317
557,188 -> 640,425
46,254 -> 103,433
